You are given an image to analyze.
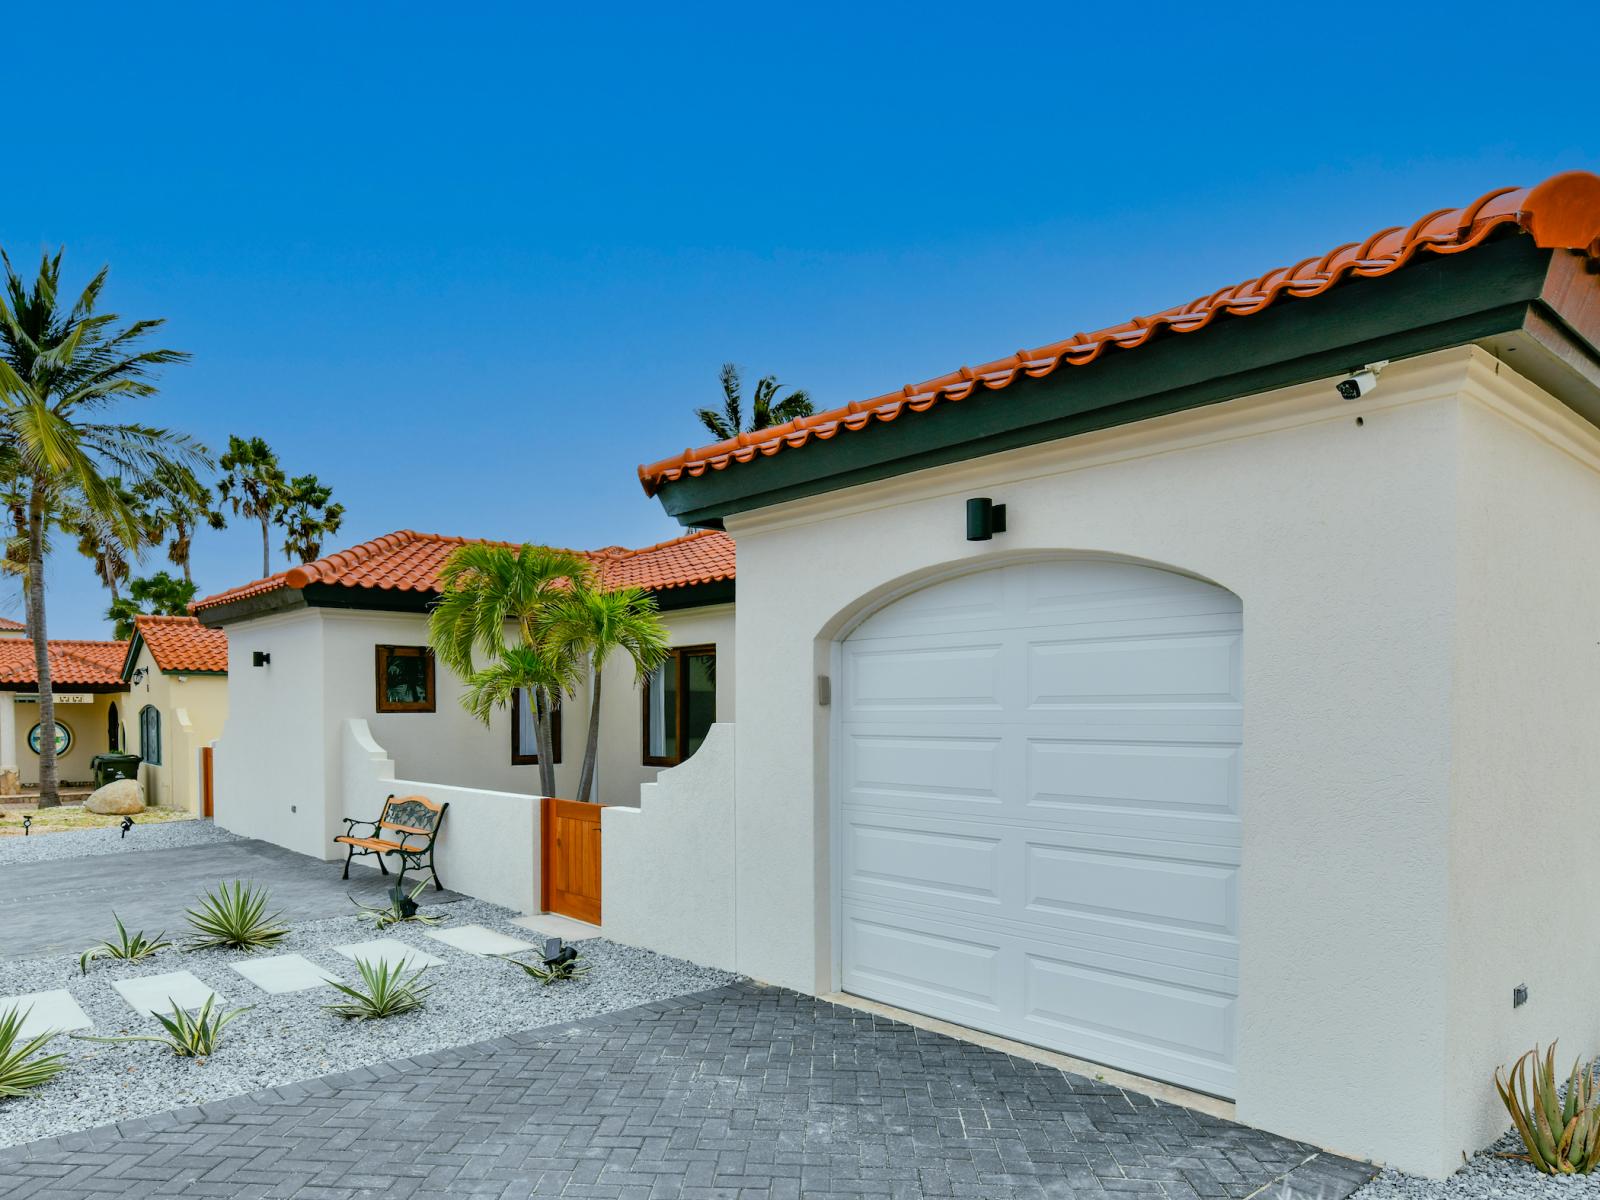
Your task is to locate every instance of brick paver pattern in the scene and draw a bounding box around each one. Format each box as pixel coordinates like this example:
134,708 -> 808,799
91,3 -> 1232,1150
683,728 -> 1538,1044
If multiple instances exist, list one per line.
0,983 -> 1374,1199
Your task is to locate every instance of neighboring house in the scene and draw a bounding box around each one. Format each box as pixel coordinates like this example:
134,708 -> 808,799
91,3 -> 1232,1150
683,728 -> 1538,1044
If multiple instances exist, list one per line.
0,617 -> 27,638
119,616 -> 229,813
192,530 -> 733,862
623,171 -> 1600,1177
0,639 -> 127,792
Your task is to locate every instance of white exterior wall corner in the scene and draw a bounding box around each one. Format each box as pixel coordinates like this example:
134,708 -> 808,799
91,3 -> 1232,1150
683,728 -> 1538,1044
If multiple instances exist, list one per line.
601,721 -> 736,969
723,349 -> 1485,1176
1443,351 -> 1600,1162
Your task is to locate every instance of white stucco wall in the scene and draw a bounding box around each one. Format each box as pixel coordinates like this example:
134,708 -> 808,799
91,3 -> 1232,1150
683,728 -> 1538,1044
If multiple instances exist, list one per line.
340,719 -> 539,912
602,721 -> 736,967
707,345 -> 1595,1177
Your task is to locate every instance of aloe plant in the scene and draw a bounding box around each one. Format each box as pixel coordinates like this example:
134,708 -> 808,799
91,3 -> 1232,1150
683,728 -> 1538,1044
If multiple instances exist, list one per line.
0,1007 -> 67,1097
1496,1044 -> 1600,1174
73,995 -> 250,1059
79,914 -> 172,975
501,945 -> 591,986
351,880 -> 443,929
184,881 -> 289,952
325,958 -> 431,1020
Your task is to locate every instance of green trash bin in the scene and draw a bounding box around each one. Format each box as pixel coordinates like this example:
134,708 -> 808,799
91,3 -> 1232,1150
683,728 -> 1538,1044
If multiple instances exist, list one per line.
90,752 -> 142,788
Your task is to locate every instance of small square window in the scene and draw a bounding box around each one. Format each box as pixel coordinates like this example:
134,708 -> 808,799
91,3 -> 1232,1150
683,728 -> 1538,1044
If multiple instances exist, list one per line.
375,645 -> 435,713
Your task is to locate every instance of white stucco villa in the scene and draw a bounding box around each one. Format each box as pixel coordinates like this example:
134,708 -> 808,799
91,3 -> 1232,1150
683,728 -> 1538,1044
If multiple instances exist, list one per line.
198,169 -> 1600,1178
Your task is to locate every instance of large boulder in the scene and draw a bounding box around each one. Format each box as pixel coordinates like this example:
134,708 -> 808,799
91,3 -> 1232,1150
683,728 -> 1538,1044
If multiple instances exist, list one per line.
85,778 -> 145,815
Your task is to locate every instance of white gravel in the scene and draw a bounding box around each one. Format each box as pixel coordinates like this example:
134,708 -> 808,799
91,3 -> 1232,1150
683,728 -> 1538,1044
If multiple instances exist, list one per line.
1351,1129 -> 1600,1200
0,816 -> 240,866
0,896 -> 737,1148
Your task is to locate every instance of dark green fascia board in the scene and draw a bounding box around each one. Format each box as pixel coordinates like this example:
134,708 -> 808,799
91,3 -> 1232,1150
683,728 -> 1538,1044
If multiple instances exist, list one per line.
118,633 -> 144,682
653,578 -> 735,611
3,683 -> 128,695
654,236 -> 1558,527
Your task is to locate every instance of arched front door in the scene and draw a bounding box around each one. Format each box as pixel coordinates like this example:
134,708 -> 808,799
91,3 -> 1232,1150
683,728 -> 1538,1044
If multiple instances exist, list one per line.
835,558 -> 1242,1096
107,702 -> 119,752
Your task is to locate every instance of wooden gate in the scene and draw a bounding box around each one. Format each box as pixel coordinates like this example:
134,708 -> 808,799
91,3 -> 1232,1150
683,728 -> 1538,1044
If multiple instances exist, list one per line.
541,797 -> 603,924
200,746 -> 215,818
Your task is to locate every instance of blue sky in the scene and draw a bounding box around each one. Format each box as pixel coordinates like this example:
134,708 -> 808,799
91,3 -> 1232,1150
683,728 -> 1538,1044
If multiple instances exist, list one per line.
4,2 -> 1596,636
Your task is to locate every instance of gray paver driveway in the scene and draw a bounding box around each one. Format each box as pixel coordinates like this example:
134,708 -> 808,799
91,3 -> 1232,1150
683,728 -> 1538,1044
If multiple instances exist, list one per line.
0,982 -> 1374,1200
1,836 -> 465,959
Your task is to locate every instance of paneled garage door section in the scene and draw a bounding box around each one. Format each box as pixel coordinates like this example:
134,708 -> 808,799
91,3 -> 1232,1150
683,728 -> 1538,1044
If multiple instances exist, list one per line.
838,559 -> 1242,1096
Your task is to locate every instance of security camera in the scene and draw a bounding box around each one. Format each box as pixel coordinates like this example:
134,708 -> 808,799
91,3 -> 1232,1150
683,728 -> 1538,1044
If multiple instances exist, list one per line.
1336,360 -> 1389,401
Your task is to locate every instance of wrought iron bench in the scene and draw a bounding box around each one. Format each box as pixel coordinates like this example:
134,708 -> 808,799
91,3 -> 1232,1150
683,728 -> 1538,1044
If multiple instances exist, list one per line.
334,794 -> 449,891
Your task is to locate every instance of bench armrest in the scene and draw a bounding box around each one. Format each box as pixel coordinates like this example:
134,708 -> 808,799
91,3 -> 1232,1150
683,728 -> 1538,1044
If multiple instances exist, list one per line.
340,818 -> 380,836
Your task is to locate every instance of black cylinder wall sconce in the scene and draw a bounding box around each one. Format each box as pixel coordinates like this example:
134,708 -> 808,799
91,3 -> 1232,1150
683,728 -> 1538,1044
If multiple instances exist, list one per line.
966,497 -> 1007,541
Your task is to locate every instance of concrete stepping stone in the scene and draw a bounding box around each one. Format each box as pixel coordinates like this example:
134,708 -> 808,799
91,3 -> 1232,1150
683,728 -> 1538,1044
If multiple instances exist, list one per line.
231,954 -> 342,994
332,938 -> 444,971
421,924 -> 534,957
112,970 -> 220,1018
0,989 -> 94,1038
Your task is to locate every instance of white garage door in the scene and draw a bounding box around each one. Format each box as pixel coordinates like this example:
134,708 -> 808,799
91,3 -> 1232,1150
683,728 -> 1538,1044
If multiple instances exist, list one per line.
837,558 -> 1242,1097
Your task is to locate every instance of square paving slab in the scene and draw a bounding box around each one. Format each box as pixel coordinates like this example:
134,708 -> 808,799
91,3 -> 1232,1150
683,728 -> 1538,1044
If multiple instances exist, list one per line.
111,971 -> 220,1017
230,954 -> 342,994
420,923 -> 534,956
0,988 -> 94,1037
332,938 -> 444,970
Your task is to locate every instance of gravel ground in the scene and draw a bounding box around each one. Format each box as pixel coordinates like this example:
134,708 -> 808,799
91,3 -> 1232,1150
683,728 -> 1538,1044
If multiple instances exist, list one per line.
1351,1129 -> 1599,1200
0,897 -> 737,1147
0,816 -> 239,866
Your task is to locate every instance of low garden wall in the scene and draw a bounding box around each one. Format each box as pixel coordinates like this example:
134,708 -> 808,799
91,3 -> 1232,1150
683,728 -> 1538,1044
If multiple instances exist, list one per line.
340,718 -> 540,912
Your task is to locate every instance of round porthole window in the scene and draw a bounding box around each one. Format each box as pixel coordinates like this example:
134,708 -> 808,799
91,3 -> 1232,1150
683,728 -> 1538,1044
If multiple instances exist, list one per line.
27,720 -> 73,757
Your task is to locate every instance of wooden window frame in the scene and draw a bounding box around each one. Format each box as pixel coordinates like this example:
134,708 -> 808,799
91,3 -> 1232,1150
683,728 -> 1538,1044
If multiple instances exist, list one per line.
642,644 -> 716,767
510,687 -> 562,765
375,645 -> 436,713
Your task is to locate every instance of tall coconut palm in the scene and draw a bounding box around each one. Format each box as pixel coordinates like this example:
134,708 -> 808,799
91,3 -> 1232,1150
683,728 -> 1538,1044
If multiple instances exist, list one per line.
549,586 -> 668,803
427,543 -> 592,798
0,248 -> 201,806
277,473 -> 344,564
136,461 -> 224,585
694,362 -> 813,441
217,435 -> 286,578
70,479 -> 154,602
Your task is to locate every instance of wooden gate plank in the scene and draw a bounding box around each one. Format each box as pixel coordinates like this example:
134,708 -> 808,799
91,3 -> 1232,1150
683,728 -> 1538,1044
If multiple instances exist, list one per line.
541,797 -> 603,924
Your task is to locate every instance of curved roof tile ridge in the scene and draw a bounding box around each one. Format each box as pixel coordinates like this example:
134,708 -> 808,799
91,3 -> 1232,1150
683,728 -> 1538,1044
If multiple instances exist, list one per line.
638,170 -> 1600,495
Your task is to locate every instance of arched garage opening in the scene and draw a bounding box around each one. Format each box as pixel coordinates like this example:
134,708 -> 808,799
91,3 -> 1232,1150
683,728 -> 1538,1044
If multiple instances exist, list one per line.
833,556 -> 1242,1097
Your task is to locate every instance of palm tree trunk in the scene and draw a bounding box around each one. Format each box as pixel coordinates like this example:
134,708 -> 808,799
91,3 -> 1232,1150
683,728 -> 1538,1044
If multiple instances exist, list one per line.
533,685 -> 556,798
27,481 -> 60,808
577,667 -> 602,802
258,515 -> 270,578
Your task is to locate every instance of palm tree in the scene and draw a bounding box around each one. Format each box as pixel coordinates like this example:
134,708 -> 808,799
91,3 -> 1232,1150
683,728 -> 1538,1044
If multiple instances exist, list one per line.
277,473 -> 344,564
695,362 -> 813,441
427,543 -> 592,798
548,586 -> 668,803
0,249 -> 201,807
217,435 -> 286,578
69,479 -> 154,602
107,571 -> 199,639
136,461 -> 224,585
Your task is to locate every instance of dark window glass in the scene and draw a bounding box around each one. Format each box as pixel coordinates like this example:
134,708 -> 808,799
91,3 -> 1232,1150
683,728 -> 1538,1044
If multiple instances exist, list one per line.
375,646 -> 435,713
139,705 -> 162,765
511,687 -> 562,764
643,646 -> 715,766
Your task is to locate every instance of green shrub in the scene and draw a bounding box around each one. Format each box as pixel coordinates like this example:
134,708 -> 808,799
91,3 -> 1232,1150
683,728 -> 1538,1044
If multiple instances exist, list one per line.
1496,1044 -> 1600,1174
79,914 -> 172,975
351,880 -> 444,929
0,1007 -> 67,1097
75,994 -> 251,1059
325,958 -> 431,1020
184,881 -> 289,952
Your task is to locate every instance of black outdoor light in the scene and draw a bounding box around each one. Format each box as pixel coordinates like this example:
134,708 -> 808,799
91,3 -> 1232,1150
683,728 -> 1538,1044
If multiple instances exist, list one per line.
966,497 -> 1007,541
252,651 -> 271,667
21,814 -> 31,836
120,815 -> 134,838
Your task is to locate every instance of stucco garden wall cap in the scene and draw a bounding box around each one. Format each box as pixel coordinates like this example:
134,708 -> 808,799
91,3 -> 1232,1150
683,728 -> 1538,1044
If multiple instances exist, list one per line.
192,528 -> 734,614
637,170 -> 1600,495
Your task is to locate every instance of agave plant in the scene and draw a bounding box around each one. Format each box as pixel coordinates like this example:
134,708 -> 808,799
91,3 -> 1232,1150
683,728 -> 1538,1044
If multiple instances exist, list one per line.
79,915 -> 172,975
184,881 -> 289,952
351,880 -> 444,929
501,944 -> 591,986
0,1007 -> 67,1097
1496,1044 -> 1600,1174
73,994 -> 251,1059
324,958 -> 432,1020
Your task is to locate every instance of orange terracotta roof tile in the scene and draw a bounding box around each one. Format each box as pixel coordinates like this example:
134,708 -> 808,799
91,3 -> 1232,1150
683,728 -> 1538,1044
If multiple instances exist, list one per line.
0,617 -> 25,632
193,529 -> 735,614
131,615 -> 228,674
638,170 -> 1600,494
0,639 -> 129,688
